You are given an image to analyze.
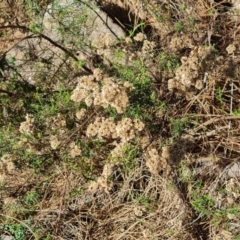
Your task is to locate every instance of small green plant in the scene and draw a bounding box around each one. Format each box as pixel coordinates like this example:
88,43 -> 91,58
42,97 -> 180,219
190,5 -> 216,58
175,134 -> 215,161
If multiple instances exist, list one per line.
113,59 -> 156,121
189,180 -> 215,217
216,86 -> 224,106
233,109 -> 240,116
82,160 -> 95,180
44,233 -> 51,240
135,195 -> 155,212
174,22 -> 184,32
3,223 -> 27,240
179,160 -> 193,182
235,234 -> 240,240
208,7 -> 215,16
15,150 -> 48,172
191,194 -> 215,217
170,117 -> 188,137
70,188 -> 83,197
24,191 -> 39,206
180,4 -> 187,11
29,23 -> 43,34
114,49 -> 126,62
128,22 -> 145,38
76,60 -> 85,69
166,180 -> 176,190
120,144 -> 138,174
187,17 -> 198,33
6,56 -> 16,66
212,207 -> 240,227
0,126 -> 18,155
30,86 -> 73,121
157,51 -> 180,73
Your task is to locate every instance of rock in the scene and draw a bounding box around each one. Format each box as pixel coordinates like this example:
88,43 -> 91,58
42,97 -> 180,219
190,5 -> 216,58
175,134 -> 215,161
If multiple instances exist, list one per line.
6,37 -> 65,85
0,235 -> 14,240
5,0 -> 125,85
42,0 -> 125,44
224,162 -> 240,179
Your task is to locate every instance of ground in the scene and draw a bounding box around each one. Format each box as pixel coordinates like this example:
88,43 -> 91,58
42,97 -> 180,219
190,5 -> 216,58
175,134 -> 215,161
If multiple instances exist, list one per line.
1,0 -> 240,239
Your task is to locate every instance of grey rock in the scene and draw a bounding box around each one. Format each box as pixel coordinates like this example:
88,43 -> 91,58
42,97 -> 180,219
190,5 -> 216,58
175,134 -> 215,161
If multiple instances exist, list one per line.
224,162 -> 240,179
0,235 -> 14,240
5,0 -> 125,84
42,0 -> 125,44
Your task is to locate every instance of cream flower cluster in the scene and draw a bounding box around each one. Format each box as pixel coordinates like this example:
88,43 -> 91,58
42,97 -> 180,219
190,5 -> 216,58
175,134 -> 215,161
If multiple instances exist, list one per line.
95,78 -> 131,113
86,117 -> 145,142
133,32 -> 147,42
86,117 -> 116,139
69,141 -> 82,158
88,163 -> 115,193
0,154 -> 16,174
145,147 -> 169,175
92,33 -> 116,49
141,40 -> 156,58
70,75 -> 99,107
50,135 -> 61,150
71,71 -> 133,113
145,148 -> 162,175
226,44 -> 236,55
142,39 -> 155,52
169,35 -> 194,52
19,114 -> 35,135
75,109 -> 86,120
110,142 -> 126,158
168,46 -> 211,98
